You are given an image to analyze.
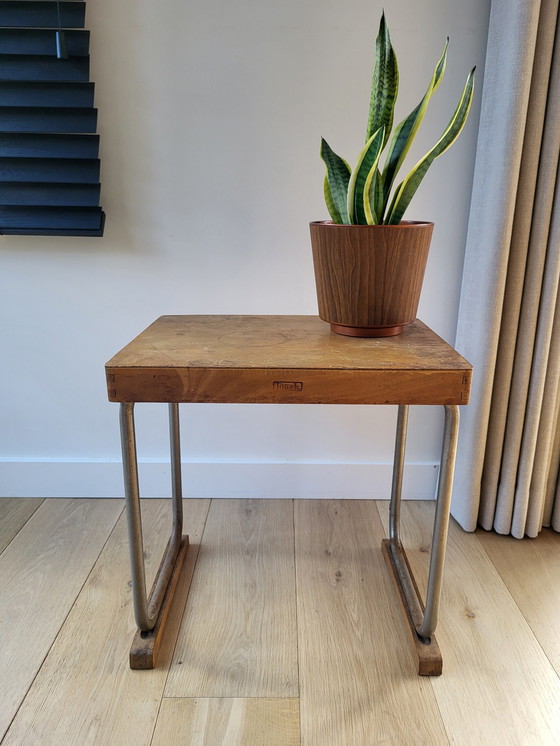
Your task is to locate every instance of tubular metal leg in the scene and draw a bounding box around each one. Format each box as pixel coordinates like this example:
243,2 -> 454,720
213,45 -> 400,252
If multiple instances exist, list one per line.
119,402 -> 184,632
389,404 -> 409,542
418,404 -> 460,638
387,404 -> 460,644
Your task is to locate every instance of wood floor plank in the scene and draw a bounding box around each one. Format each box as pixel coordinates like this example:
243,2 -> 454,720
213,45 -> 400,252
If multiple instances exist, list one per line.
165,499 -> 298,698
0,498 -> 44,554
4,498 -> 558,746
151,698 -> 300,746
295,500 -> 449,746
377,501 -> 560,745
2,499 -> 210,746
477,526 -> 560,675
0,498 -> 122,741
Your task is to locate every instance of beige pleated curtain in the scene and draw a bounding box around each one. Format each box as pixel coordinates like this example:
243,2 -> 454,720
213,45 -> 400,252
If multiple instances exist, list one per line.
453,0 -> 560,538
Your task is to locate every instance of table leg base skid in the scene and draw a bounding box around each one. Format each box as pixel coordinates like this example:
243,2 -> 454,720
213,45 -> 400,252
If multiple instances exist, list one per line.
130,535 -> 189,670
381,539 -> 443,676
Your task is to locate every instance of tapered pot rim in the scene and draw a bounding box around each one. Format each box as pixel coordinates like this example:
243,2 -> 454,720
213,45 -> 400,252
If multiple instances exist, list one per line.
310,220 -> 434,228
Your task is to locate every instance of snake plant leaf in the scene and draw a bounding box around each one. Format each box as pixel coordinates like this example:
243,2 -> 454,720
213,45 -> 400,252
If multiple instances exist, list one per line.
364,163 -> 385,225
366,12 -> 398,149
321,137 -> 352,224
372,168 -> 385,224
378,39 -> 448,219
385,66 -> 476,225
365,168 -> 384,225
347,126 -> 385,224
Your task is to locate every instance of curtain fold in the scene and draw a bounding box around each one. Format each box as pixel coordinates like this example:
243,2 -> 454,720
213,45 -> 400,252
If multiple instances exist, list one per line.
453,0 -> 560,538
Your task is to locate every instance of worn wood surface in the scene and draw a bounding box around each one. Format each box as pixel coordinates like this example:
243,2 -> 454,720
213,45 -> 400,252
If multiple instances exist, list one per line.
0,497 -> 43,554
381,539 -> 443,675
0,498 -> 122,741
165,499 -> 299,698
377,501 -> 560,744
105,315 -> 472,405
130,535 -> 190,670
151,698 -> 301,746
294,500 -> 448,745
3,499 -> 210,746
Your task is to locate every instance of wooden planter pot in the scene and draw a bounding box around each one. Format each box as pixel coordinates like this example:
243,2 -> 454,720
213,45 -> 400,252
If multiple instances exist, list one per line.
310,220 -> 434,337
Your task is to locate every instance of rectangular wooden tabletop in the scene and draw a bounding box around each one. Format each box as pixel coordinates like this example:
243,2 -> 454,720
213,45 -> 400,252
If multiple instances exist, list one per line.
105,315 -> 472,405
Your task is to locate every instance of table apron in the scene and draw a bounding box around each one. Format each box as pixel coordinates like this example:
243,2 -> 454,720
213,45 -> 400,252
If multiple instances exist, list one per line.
106,367 -> 471,405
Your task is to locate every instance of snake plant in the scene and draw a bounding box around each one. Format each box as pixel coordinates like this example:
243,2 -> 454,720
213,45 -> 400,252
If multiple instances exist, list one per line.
321,13 -> 476,225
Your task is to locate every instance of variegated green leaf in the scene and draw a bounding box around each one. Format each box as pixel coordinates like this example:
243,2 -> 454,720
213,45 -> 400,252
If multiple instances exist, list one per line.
378,39 -> 448,219
385,67 -> 476,225
321,137 -> 351,224
323,176 -> 342,224
371,168 -> 384,224
347,126 -> 385,224
366,12 -> 398,149
363,163 -> 384,224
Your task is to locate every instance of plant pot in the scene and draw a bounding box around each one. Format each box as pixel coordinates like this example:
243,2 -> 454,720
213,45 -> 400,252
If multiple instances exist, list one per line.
310,220 -> 434,337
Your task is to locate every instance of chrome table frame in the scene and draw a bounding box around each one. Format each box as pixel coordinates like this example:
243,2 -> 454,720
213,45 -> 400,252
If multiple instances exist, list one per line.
119,399 -> 460,674
119,402 -> 184,633
387,404 -> 460,647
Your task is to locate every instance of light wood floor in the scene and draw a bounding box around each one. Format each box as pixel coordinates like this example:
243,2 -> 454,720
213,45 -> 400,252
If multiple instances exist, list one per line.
0,498 -> 559,746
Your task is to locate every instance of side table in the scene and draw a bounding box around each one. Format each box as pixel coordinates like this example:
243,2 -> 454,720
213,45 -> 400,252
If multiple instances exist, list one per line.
105,315 -> 472,675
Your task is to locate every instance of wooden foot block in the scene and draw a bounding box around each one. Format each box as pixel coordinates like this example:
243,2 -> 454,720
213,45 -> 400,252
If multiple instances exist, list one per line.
130,535 -> 189,670
381,539 -> 442,676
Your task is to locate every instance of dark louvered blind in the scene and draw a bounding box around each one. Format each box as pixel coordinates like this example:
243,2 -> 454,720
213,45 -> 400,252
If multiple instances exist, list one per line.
0,1 -> 104,236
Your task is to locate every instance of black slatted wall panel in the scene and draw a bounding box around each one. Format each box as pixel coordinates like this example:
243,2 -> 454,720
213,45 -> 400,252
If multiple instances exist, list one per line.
0,1 -> 104,236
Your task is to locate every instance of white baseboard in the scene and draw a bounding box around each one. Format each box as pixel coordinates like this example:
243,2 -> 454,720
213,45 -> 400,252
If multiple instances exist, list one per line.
0,459 -> 438,499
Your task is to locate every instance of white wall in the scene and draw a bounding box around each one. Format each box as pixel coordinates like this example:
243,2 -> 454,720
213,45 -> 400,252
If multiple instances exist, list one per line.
0,0 -> 491,499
